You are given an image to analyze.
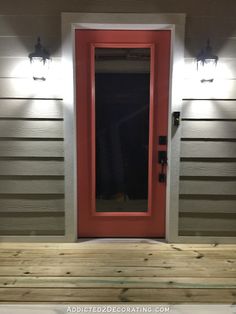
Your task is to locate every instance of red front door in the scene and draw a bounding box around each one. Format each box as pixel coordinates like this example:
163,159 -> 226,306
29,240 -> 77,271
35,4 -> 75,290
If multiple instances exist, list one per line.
76,30 -> 170,237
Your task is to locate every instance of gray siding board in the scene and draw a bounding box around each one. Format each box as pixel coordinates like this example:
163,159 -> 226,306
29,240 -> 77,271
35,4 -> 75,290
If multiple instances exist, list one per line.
0,141 -> 63,157
179,217 -> 236,233
182,100 -> 236,119
180,181 -> 236,195
0,179 -> 64,194
0,216 -> 64,234
180,162 -> 236,176
181,142 -> 236,158
0,99 -> 63,119
0,78 -> 62,98
182,79 -> 236,99
0,197 -> 64,213
0,160 -> 64,176
179,199 -> 236,214
0,121 -> 63,138
182,121 -> 236,139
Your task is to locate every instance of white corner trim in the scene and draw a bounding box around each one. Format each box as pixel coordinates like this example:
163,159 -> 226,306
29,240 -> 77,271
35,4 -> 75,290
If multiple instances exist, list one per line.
61,12 -> 186,243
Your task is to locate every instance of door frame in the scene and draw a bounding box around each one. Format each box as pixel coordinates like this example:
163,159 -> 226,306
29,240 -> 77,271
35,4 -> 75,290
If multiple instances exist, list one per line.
61,13 -> 186,242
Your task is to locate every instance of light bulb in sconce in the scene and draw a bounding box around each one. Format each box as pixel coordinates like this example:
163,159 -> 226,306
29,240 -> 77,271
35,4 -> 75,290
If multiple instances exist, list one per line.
28,37 -> 51,81
196,39 -> 218,83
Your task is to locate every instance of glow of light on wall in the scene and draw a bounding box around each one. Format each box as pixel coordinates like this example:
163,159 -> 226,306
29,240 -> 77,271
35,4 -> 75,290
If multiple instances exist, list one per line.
183,59 -> 234,98
10,59 -> 32,78
11,59 -> 61,80
10,59 -> 62,98
184,59 -> 234,80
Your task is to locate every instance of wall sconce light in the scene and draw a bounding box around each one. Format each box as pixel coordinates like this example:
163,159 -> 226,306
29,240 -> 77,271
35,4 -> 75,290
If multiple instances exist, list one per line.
196,39 -> 218,83
28,37 -> 51,81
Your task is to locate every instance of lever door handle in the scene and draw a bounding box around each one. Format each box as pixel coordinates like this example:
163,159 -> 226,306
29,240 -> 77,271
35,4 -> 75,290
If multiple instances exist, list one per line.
158,151 -> 167,164
158,151 -> 167,183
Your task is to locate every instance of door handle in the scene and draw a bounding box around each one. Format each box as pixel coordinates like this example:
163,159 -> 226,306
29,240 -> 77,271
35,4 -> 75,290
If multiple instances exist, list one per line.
158,151 -> 167,183
158,151 -> 167,164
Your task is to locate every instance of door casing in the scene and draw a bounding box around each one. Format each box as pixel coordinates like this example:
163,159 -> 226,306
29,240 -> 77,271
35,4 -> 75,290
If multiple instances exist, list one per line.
61,13 -> 186,243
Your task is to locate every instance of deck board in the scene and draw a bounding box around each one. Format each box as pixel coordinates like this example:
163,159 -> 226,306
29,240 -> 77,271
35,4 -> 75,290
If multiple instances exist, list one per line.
0,241 -> 235,303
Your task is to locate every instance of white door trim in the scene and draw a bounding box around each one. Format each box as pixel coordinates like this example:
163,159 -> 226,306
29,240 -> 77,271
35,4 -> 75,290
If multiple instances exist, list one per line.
61,13 -> 186,242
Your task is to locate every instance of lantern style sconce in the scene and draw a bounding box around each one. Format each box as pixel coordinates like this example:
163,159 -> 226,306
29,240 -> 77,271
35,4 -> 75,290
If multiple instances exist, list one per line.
196,39 -> 218,83
28,37 -> 51,81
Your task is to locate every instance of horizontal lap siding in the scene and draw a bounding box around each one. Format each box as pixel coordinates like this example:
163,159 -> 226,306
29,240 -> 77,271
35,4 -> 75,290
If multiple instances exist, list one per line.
179,100 -> 236,237
0,10 -> 65,236
0,99 -> 65,236
181,3 -> 236,238
0,13 -> 80,237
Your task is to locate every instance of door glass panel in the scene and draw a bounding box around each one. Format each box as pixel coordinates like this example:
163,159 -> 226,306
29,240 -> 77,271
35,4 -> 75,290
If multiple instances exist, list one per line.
95,48 -> 150,212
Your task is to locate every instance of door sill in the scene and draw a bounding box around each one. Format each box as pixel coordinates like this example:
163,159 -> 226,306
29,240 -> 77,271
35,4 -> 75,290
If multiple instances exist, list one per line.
76,238 -> 166,243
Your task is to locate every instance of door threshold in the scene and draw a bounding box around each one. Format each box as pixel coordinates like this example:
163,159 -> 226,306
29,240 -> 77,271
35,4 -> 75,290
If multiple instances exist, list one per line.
76,238 -> 167,244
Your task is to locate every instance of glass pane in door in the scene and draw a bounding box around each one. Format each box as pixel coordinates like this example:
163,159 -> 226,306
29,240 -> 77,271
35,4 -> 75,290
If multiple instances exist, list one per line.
95,47 -> 150,212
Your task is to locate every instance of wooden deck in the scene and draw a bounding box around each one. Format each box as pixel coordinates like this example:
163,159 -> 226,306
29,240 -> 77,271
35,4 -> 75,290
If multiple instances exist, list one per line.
0,240 -> 235,303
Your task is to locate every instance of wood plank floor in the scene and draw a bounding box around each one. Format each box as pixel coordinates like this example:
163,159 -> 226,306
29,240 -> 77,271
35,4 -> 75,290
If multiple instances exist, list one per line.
0,240 -> 235,303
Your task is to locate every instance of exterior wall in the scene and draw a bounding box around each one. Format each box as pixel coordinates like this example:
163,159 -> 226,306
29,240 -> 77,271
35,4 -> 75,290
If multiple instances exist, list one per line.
0,0 -> 235,240
179,100 -> 236,237
0,99 -> 64,236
